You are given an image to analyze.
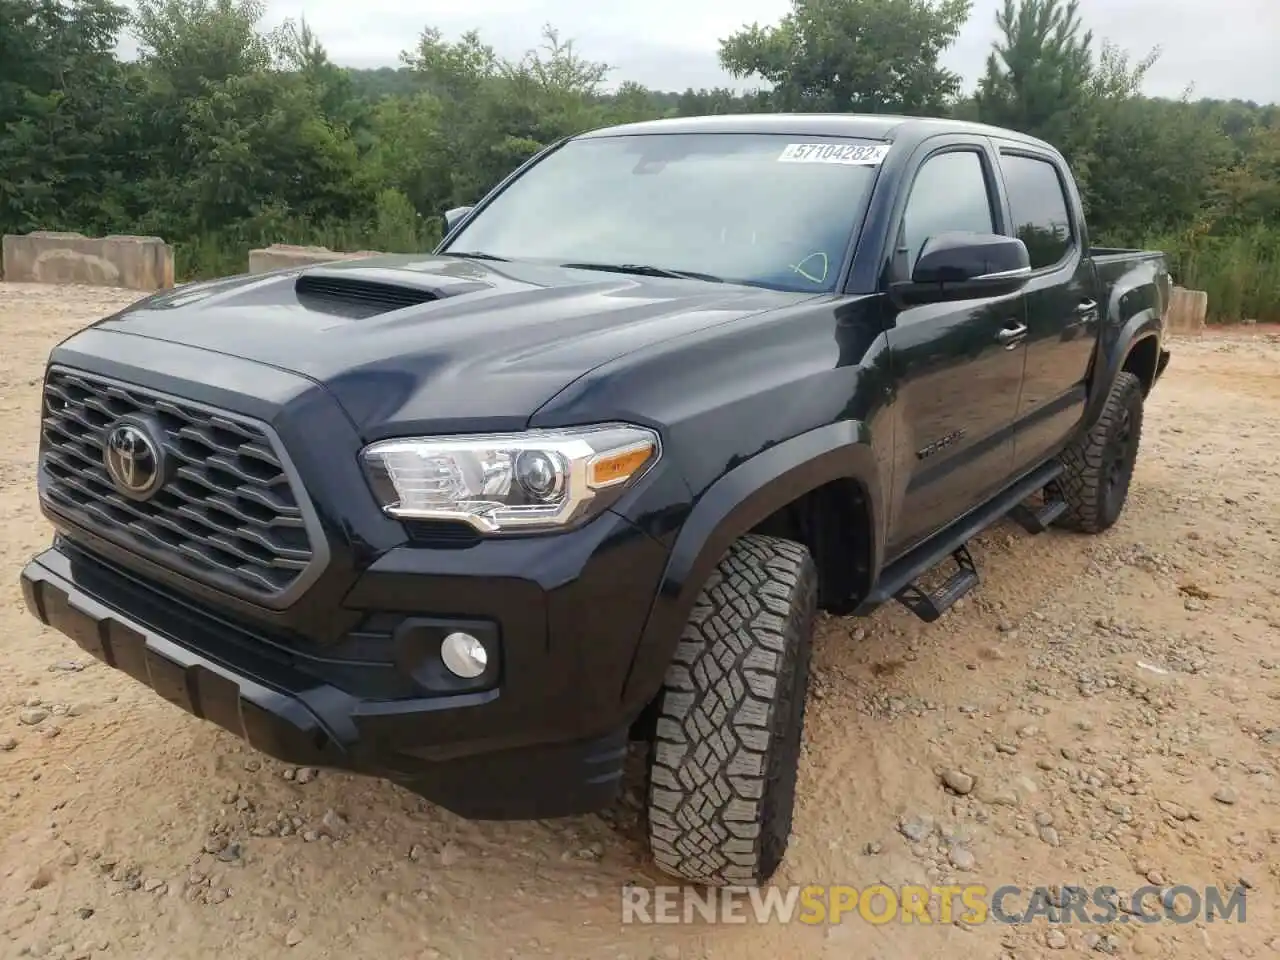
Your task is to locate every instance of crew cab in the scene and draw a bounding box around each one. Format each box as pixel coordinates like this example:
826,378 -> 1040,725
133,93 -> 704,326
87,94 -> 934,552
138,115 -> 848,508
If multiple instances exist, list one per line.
20,114 -> 1171,887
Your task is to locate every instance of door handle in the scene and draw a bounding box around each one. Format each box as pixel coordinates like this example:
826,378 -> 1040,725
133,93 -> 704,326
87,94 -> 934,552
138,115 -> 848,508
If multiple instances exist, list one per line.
996,323 -> 1027,346
1076,300 -> 1098,314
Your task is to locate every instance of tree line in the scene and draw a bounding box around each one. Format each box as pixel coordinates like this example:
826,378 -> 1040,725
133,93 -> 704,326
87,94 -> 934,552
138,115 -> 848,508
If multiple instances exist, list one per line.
2,0 -> 1277,321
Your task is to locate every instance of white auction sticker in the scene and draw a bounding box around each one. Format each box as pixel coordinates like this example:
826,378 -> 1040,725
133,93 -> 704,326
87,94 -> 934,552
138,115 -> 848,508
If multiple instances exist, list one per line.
778,142 -> 891,165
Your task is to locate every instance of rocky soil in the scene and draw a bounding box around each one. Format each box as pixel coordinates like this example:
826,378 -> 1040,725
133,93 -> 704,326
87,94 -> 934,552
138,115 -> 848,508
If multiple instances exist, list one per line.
1,282 -> 1277,960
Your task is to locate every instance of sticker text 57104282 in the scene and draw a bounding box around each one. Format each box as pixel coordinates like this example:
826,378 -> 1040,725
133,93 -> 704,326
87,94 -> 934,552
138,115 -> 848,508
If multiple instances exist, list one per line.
778,143 -> 891,166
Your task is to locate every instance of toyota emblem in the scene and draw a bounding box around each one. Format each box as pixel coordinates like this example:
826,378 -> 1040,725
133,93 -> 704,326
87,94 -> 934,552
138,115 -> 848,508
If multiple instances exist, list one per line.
103,422 -> 164,499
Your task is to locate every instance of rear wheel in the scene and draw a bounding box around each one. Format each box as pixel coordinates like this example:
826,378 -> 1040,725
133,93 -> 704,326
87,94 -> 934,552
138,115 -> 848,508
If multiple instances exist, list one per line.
645,534 -> 817,886
1054,371 -> 1145,534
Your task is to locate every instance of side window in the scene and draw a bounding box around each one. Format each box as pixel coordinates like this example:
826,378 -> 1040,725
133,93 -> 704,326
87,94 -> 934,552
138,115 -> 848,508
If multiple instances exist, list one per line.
901,150 -> 995,272
999,153 -> 1074,269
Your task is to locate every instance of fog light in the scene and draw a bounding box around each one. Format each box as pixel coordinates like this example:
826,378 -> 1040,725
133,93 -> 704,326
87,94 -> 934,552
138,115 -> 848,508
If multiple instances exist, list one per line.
441,632 -> 488,679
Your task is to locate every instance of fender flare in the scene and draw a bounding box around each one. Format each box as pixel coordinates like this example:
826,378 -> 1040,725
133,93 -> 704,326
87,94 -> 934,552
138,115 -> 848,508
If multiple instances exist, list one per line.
620,420 -> 885,711
1083,308 -> 1163,430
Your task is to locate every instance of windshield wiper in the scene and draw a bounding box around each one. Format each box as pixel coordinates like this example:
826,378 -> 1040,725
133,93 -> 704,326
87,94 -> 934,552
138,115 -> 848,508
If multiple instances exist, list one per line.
560,262 -> 724,283
444,250 -> 510,262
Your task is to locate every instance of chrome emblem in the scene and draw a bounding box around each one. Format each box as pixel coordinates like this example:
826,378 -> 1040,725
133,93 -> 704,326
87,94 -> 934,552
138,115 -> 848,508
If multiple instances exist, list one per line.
103,423 -> 162,499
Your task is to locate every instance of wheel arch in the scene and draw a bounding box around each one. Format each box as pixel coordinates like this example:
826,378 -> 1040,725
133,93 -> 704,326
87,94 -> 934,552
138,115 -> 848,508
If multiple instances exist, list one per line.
1121,334 -> 1162,396
1084,308 -> 1163,430
621,420 -> 886,714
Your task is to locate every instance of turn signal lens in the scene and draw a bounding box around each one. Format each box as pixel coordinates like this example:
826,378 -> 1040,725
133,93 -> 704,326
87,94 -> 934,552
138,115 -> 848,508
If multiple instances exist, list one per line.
588,442 -> 657,489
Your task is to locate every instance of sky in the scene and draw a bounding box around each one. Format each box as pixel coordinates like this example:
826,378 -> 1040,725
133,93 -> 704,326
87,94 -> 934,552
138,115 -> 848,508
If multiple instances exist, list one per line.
128,0 -> 1280,104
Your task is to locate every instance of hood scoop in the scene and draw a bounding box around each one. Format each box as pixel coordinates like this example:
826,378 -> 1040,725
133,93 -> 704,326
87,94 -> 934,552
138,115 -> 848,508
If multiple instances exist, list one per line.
294,265 -> 494,319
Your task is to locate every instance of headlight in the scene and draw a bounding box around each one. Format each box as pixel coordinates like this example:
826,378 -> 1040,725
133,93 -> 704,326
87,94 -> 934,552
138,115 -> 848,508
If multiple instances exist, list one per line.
360,423 -> 661,533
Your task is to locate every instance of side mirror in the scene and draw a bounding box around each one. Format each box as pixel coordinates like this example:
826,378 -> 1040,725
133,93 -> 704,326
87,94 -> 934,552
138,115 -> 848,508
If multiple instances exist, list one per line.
892,232 -> 1031,306
444,205 -> 474,234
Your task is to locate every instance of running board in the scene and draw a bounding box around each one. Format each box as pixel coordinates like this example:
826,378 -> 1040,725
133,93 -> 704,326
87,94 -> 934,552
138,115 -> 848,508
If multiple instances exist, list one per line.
857,459 -> 1066,615
893,544 -> 978,622
1009,497 -> 1068,534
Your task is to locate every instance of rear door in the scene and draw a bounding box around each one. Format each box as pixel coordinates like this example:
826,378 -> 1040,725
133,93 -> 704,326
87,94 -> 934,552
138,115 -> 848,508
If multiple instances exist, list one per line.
994,148 -> 1100,472
883,138 -> 1029,558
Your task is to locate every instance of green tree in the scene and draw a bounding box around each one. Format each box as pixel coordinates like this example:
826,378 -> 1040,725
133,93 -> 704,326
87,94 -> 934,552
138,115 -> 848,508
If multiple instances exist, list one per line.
1085,93 -> 1231,240
174,71 -> 368,233
131,0 -> 271,97
975,0 -> 1094,154
398,25 -> 613,209
719,0 -> 972,114
674,86 -> 772,116
1210,123 -> 1280,228
402,27 -> 499,102
974,1 -> 1169,210
121,0 -> 376,260
361,91 -> 452,216
603,81 -> 670,125
0,0 -> 137,234
272,17 -> 360,131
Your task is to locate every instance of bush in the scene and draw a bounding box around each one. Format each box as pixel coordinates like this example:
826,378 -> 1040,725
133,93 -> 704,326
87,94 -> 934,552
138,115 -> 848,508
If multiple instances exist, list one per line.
1145,224 -> 1280,324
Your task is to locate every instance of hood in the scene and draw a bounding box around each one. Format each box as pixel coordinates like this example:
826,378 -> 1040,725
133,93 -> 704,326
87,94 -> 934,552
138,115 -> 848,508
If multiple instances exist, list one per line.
94,255 -> 807,437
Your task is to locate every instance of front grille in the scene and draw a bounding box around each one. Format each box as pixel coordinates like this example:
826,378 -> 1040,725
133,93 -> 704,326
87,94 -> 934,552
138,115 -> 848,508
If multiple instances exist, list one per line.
40,367 -> 318,604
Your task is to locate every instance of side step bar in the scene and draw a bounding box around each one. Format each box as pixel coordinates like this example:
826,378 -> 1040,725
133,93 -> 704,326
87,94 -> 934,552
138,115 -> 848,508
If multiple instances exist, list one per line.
894,544 -> 978,623
1009,497 -> 1068,534
856,459 -> 1066,618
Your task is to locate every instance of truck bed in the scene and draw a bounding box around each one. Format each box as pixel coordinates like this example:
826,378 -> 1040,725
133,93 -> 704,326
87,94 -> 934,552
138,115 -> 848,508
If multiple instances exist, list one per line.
1090,246 -> 1172,324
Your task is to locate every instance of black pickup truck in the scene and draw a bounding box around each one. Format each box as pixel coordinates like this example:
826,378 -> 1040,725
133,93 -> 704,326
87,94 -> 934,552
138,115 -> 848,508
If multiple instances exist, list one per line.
20,114 -> 1171,887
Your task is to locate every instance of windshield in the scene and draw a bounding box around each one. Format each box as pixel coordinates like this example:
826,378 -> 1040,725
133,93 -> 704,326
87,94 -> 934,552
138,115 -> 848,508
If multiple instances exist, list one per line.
442,133 -> 889,293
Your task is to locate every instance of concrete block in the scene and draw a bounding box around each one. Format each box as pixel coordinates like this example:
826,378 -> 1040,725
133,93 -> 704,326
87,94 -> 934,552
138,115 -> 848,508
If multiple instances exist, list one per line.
248,244 -> 383,274
1,231 -> 174,290
1165,285 -> 1208,335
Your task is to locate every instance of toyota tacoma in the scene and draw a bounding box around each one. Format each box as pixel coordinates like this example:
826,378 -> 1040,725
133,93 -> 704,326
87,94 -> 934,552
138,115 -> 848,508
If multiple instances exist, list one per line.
20,114 -> 1171,886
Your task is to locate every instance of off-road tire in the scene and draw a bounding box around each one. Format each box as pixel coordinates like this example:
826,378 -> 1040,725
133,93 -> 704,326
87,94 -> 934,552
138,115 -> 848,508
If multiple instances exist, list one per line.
1054,371 -> 1145,534
646,534 -> 818,886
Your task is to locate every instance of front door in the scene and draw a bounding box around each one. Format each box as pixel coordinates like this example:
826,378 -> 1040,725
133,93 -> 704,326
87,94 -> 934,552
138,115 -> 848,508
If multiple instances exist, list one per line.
884,143 -> 1028,558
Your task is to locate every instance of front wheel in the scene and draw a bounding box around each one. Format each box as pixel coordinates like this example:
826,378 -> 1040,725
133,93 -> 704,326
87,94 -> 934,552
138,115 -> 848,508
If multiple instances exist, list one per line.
1054,371 -> 1145,534
645,534 -> 817,886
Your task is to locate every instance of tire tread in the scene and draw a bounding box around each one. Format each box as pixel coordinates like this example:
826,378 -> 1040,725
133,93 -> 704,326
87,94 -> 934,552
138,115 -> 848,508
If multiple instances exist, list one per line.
1055,371 -> 1144,534
646,534 -> 817,886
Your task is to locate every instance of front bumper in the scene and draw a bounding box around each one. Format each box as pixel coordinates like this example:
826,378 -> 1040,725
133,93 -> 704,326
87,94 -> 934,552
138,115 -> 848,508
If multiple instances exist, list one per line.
28,330 -> 679,819
21,520 -> 668,819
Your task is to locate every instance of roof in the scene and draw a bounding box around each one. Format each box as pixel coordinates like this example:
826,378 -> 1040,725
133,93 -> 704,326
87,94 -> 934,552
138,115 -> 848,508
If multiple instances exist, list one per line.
576,113 -> 1056,153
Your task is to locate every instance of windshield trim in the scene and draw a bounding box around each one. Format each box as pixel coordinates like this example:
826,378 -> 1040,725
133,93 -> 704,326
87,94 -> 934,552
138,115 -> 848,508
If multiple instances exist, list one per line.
436,132 -> 892,294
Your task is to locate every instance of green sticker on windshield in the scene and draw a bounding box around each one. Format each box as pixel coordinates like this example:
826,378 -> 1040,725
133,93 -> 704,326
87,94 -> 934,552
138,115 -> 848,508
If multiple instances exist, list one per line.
778,143 -> 890,165
792,252 -> 830,285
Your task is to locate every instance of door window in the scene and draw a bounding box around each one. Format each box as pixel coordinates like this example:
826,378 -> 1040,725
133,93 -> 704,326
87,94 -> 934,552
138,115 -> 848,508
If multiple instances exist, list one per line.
999,153 -> 1074,269
900,151 -> 996,272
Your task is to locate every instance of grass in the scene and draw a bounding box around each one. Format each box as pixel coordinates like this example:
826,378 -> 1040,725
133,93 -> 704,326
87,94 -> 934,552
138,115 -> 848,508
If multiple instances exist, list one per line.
1143,224 -> 1280,324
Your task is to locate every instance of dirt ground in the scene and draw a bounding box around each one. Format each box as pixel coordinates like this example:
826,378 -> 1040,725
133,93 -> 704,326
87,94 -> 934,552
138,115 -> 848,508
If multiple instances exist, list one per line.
1,281 -> 1277,960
